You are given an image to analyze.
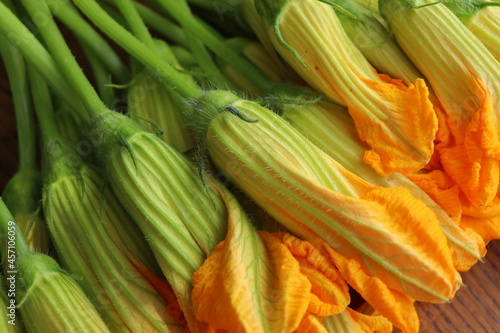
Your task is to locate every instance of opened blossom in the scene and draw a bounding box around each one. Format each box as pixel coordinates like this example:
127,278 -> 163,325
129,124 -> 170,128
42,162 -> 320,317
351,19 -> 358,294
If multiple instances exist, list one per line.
254,0 -> 438,176
194,91 -> 461,332
191,184 -> 349,332
380,0 -> 500,207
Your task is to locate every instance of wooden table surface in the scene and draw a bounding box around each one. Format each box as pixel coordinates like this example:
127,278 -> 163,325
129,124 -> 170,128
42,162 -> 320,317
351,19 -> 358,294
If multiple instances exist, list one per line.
1,40 -> 499,333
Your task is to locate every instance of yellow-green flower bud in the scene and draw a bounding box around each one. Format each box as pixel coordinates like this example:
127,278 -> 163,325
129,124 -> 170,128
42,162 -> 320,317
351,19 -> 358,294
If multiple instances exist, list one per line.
43,152 -> 178,332
333,0 -> 424,84
94,110 -> 229,331
17,253 -> 110,333
445,0 -> 500,61
2,169 -> 49,253
128,40 -> 194,153
0,199 -> 109,333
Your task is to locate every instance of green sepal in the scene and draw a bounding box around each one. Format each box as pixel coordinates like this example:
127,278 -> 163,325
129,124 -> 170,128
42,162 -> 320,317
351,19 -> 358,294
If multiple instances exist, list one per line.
2,169 -> 42,218
15,253 -> 65,299
254,0 -> 291,25
444,0 -> 500,18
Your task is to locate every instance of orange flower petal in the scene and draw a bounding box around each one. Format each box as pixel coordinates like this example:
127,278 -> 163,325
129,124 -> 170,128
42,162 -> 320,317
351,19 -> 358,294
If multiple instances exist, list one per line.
263,232 -> 350,317
440,89 -> 500,207
325,246 -> 419,333
192,188 -> 322,333
356,75 -> 437,176
460,215 -> 500,243
323,308 -> 393,333
408,170 -> 462,223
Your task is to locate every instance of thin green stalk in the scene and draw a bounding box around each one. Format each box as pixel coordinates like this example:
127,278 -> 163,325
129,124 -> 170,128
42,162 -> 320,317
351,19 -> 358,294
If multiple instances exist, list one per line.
110,0 -> 156,49
0,199 -> 30,258
0,3 -> 87,118
154,0 -> 274,92
185,32 -> 231,88
20,0 -> 108,117
28,66 -> 59,145
72,0 -> 203,99
115,0 -> 229,88
45,0 -> 131,83
80,41 -> 116,107
0,36 -> 36,171
134,2 -> 188,47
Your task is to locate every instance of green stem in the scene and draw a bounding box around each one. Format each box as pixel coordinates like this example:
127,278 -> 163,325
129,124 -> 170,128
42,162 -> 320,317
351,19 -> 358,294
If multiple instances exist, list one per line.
185,31 -> 232,88
0,36 -> 36,171
28,66 -> 59,144
0,2 -> 87,118
20,0 -> 108,117
124,0 -> 227,87
45,0 -> 131,84
155,0 -> 274,92
134,2 -> 188,47
73,0 -> 203,99
80,41 -> 116,107
0,198 -> 30,258
111,0 -> 156,49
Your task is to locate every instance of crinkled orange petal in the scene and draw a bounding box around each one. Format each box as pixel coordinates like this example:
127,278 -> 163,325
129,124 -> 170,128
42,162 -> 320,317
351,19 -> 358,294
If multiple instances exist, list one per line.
461,192 -> 500,219
323,308 -> 392,333
408,170 -> 462,223
265,232 -> 350,317
325,246 -> 419,333
391,172 -> 481,271
191,189 -> 312,333
425,95 -> 453,170
440,92 -> 500,207
441,144 -> 499,208
460,215 -> 500,243
359,75 -> 437,176
407,171 -> 483,271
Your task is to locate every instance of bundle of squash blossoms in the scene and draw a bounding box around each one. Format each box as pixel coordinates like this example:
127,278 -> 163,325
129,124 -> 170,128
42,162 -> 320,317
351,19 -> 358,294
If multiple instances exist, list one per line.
0,0 -> 498,332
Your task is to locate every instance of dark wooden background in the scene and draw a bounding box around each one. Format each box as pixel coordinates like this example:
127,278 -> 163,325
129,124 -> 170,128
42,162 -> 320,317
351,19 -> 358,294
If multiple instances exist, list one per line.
1,25 -> 499,333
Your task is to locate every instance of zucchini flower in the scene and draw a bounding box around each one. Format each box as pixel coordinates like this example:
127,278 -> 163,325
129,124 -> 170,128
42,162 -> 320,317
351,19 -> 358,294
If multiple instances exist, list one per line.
127,40 -> 194,153
379,0 -> 500,207
2,170 -> 49,253
282,102 -> 484,271
332,0 -> 424,85
0,199 -> 110,333
31,63 -> 180,332
43,157 -> 182,332
196,90 -> 461,333
191,184 -> 349,332
94,111 -> 229,332
254,0 -> 438,176
445,0 -> 500,60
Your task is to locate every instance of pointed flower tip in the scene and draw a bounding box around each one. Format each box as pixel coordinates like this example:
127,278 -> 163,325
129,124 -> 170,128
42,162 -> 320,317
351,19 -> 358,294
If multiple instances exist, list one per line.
358,76 -> 438,177
191,189 -> 350,332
